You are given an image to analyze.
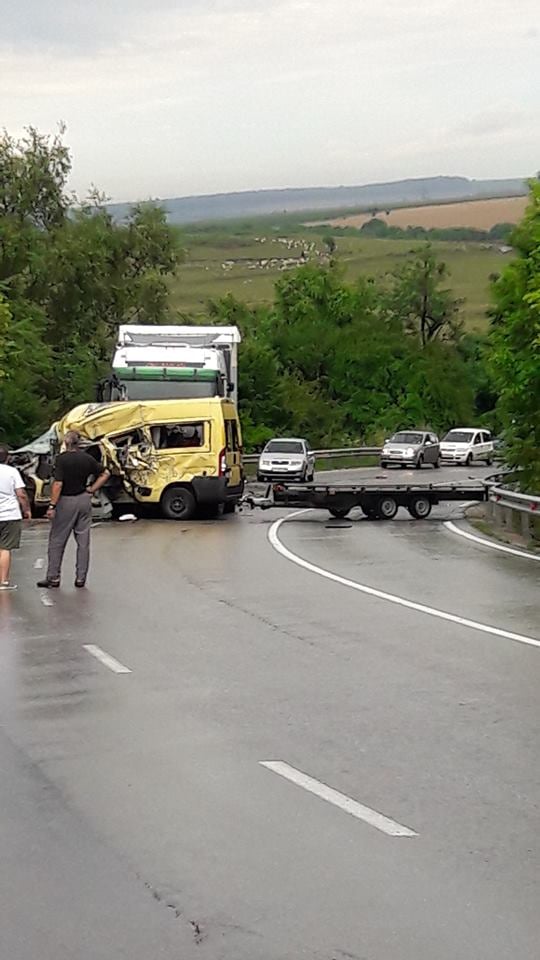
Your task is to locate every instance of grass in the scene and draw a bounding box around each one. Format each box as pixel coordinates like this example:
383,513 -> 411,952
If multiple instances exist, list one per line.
169,226 -> 511,331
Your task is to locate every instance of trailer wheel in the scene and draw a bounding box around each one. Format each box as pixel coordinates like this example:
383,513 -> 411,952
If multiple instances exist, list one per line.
161,485 -> 196,520
408,496 -> 432,520
376,496 -> 398,520
329,507 -> 350,519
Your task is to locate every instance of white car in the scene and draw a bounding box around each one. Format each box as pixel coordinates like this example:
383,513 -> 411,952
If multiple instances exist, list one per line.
257,438 -> 315,483
439,428 -> 494,466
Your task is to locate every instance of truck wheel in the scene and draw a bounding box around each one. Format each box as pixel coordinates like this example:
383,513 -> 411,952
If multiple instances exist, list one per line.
161,486 -> 196,520
223,500 -> 237,514
376,496 -> 398,520
408,496 -> 432,520
329,507 -> 350,519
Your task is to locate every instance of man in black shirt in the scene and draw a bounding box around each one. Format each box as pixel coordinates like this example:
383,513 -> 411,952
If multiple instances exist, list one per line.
37,431 -> 110,589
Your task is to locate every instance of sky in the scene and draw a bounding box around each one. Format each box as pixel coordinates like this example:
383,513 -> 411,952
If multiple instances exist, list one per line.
2,0 -> 539,202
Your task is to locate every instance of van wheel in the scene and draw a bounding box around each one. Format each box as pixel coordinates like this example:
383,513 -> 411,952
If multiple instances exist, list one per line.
408,496 -> 432,520
161,486 -> 196,520
486,456 -> 493,466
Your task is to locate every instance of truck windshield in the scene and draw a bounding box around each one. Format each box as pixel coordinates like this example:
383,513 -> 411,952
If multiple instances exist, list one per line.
119,380 -> 219,400
390,432 -> 423,444
265,441 -> 304,454
443,431 -> 474,443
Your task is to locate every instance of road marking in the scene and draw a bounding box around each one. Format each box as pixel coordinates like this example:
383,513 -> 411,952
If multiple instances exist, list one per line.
269,512 -> 540,650
33,558 -> 45,569
260,761 -> 417,837
83,644 -> 132,674
445,521 -> 540,562
39,593 -> 55,607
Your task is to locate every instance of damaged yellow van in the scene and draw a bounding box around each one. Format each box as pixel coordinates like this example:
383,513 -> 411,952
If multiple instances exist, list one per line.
54,397 -> 244,519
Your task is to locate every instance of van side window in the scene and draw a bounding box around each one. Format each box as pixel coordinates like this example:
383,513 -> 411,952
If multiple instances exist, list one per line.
154,422 -> 204,449
474,433 -> 481,445
225,419 -> 240,452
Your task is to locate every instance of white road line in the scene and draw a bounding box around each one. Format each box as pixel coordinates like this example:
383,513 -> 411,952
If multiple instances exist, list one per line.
260,761 -> 417,838
269,512 -> 540,650
83,644 -> 132,674
445,520 -> 540,562
33,558 -> 45,569
39,593 -> 55,607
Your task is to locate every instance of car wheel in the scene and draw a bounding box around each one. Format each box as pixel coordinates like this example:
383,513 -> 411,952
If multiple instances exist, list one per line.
161,485 -> 196,520
408,496 -> 432,520
433,456 -> 440,469
415,455 -> 424,470
465,453 -> 472,467
376,495 -> 398,520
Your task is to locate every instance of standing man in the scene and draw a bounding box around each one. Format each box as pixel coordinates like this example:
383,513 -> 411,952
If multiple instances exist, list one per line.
37,431 -> 110,589
0,445 -> 32,591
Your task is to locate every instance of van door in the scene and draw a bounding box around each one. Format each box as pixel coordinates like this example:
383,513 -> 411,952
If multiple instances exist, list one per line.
224,417 -> 242,491
472,431 -> 483,461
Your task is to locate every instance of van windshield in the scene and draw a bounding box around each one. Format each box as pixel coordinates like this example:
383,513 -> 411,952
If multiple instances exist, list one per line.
265,441 -> 304,454
390,432 -> 423,444
443,431 -> 474,443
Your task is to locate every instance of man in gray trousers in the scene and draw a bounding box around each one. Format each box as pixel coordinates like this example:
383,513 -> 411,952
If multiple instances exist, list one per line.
37,431 -> 110,589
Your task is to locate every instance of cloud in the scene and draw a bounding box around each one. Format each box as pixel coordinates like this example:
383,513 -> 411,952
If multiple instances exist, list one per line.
2,0 -> 539,199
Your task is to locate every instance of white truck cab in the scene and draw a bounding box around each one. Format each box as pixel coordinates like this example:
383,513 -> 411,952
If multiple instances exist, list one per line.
440,428 -> 494,466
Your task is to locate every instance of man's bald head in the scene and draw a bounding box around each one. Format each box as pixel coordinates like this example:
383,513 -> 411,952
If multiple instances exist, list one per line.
64,431 -> 81,450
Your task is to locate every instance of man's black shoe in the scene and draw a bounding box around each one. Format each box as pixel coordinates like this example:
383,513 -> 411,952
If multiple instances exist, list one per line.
74,579 -> 86,588
36,579 -> 60,589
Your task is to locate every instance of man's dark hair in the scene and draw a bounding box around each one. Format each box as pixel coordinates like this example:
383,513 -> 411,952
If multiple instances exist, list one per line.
0,444 -> 10,464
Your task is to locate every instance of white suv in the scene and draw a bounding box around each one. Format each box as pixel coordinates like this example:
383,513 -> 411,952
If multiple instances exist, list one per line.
440,428 -> 494,466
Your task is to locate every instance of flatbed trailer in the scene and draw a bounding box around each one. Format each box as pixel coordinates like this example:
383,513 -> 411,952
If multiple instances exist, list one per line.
242,480 -> 489,520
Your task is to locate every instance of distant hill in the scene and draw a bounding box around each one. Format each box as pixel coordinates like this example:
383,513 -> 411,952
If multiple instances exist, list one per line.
108,176 -> 528,225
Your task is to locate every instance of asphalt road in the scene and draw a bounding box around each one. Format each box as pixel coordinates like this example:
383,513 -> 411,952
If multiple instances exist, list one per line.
1,465 -> 538,959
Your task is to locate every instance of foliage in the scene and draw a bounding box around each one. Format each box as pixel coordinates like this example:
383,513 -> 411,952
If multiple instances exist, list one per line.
385,246 -> 463,346
356,218 -> 514,243
490,183 -> 540,490
208,252 -> 486,450
0,128 -> 182,446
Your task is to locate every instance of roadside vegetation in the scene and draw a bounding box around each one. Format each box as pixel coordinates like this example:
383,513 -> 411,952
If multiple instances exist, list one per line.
0,128 -> 537,488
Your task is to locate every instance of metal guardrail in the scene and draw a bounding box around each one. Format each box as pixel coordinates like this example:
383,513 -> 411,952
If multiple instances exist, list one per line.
243,446 -> 381,465
489,485 -> 540,515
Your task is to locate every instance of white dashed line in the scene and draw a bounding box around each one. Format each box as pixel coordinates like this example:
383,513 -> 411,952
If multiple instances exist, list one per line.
260,761 -> 417,837
83,644 -> 132,674
269,512 -> 540,650
445,521 -> 540,562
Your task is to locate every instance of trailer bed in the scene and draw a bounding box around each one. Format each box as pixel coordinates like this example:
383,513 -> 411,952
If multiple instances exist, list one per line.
243,480 -> 489,520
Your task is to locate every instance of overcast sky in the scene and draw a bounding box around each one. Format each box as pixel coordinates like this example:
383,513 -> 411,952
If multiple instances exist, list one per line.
2,0 -> 539,201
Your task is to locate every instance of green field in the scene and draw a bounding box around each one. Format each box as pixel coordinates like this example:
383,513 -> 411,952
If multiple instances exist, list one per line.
169,227 -> 511,330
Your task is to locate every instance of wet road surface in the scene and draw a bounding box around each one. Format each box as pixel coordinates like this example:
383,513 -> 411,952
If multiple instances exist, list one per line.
1,465 -> 539,959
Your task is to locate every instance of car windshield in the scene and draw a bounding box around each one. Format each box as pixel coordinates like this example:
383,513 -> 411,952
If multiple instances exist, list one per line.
265,441 -> 304,454
443,431 -> 474,443
389,432 -> 423,444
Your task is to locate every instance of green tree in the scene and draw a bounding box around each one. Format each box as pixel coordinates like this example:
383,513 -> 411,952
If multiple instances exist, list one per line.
490,183 -> 540,490
387,245 -> 463,346
0,127 -> 181,445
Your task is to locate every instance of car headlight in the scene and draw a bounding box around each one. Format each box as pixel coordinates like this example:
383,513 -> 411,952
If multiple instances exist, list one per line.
405,447 -> 414,457
260,459 -> 271,466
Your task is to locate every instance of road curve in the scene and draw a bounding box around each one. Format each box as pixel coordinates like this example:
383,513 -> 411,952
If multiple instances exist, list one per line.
1,465 -> 538,960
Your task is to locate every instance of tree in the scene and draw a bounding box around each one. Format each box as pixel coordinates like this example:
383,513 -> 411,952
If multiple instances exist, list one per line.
0,127 -> 181,445
387,245 -> 463,346
490,183 -> 540,490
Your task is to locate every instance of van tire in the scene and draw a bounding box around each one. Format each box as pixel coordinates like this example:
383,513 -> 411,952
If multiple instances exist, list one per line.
161,486 -> 196,520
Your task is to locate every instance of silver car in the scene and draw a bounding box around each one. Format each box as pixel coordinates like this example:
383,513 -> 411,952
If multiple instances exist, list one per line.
380,430 -> 440,470
257,438 -> 315,483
